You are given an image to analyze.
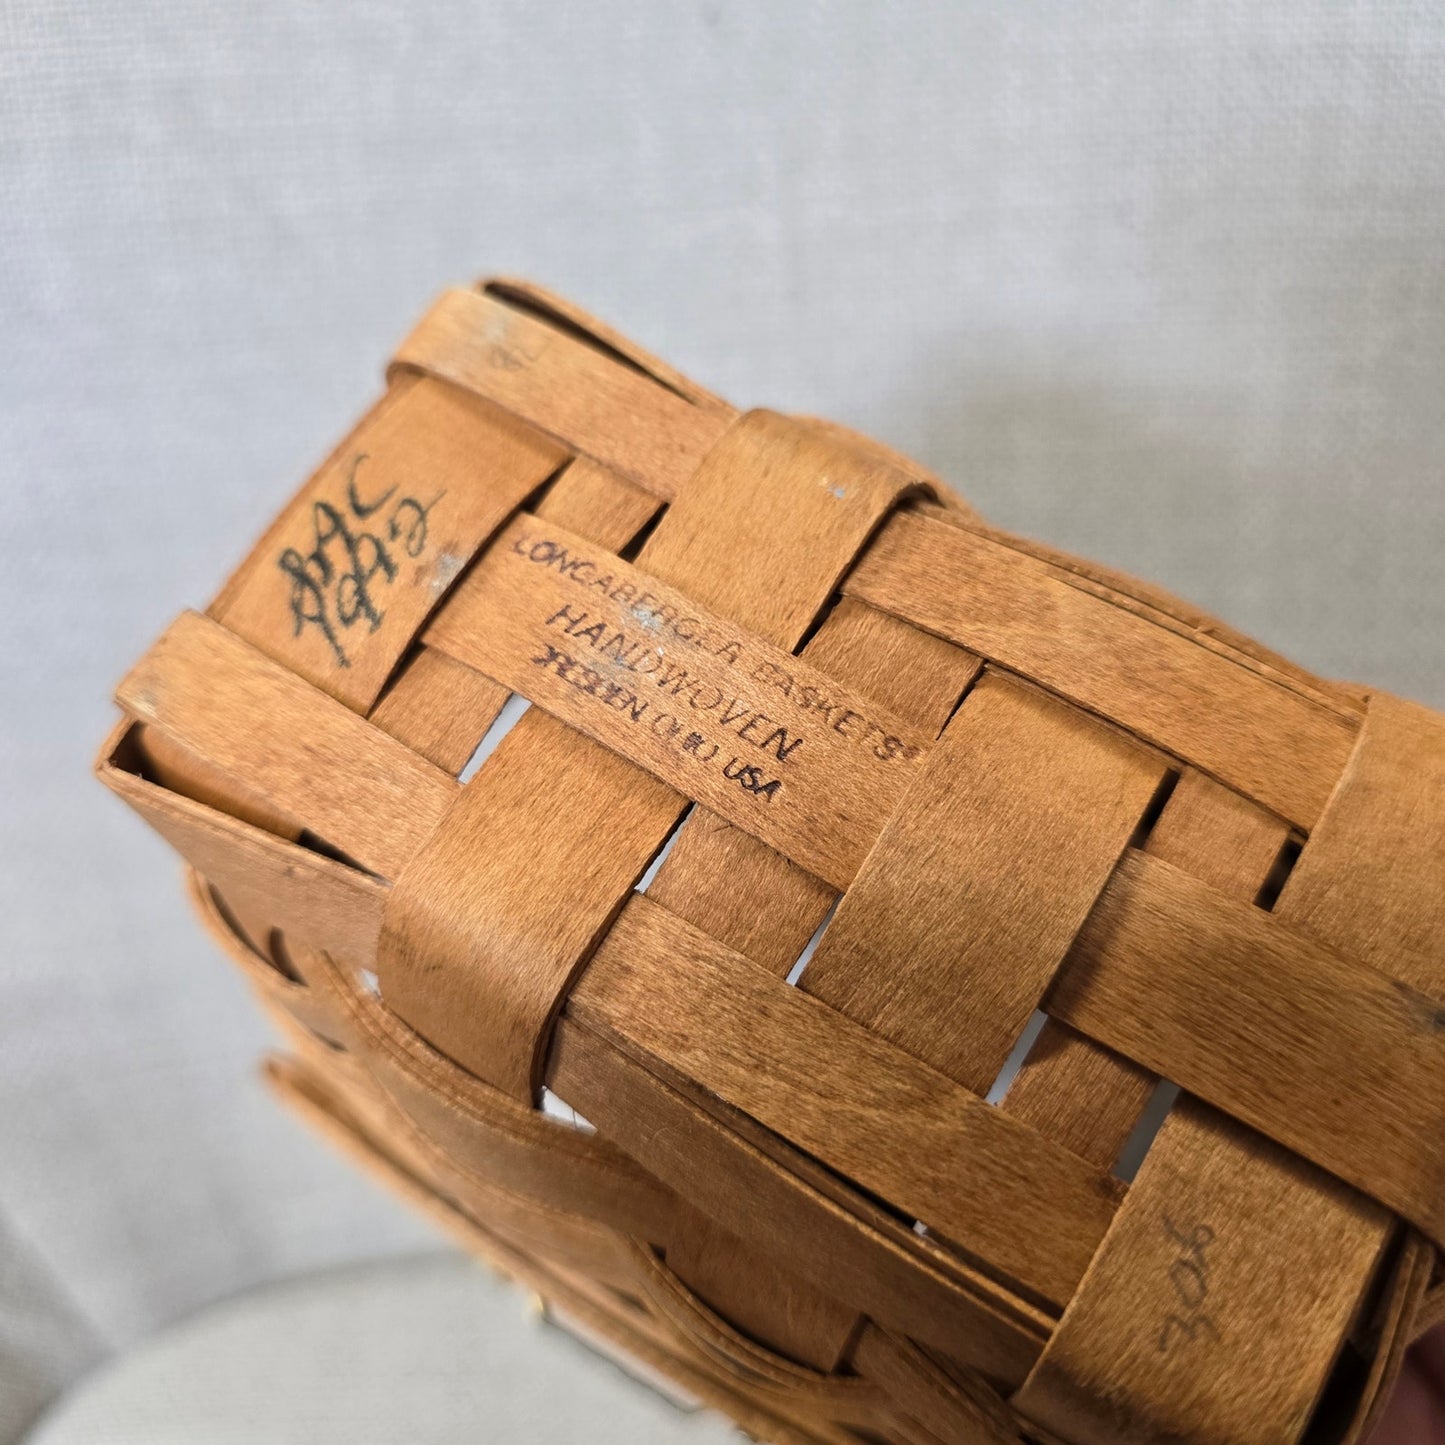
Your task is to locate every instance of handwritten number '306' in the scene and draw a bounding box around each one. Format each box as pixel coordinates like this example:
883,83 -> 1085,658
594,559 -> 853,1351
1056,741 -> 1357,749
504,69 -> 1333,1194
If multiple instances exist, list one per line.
1158,1216 -> 1221,1355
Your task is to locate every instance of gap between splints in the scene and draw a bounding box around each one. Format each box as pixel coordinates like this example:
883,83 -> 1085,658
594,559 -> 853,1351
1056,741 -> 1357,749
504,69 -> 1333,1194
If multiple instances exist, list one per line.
1255,834 -> 1304,912
459,693 -> 532,782
1113,1079 -> 1182,1183
618,504 -> 665,562
483,280 -> 698,403
985,1010 -> 1050,1106
634,804 -> 697,894
1128,767 -> 1182,852
786,898 -> 840,986
539,1086 -> 597,1135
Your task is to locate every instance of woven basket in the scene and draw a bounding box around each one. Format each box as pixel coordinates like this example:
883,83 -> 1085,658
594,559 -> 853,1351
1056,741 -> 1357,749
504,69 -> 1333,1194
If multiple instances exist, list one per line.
97,279 -> 1445,1445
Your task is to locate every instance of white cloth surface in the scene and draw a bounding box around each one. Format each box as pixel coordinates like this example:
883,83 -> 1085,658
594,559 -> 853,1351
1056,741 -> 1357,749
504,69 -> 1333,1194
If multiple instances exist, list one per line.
4,2 -> 1445,1437
24,1253 -> 740,1444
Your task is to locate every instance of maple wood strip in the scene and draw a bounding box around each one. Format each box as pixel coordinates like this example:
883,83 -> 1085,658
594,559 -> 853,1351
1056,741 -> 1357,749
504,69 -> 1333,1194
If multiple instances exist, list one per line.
964,513 -> 1362,720
99,730 -> 387,969
662,1212 -> 861,1373
999,1028 -> 1154,1173
367,462 -> 657,777
377,709 -> 685,1100
569,893 -> 1120,1310
391,288 -> 733,499
601,1251 -> 909,1444
547,1015 -> 1050,1388
627,419 -> 934,1368
425,514 -> 932,889
264,1010 -> 411,1149
1014,1099 -> 1390,1445
647,599 -> 981,976
594,422 -> 958,1378
129,752 -> 301,1000
803,669 -> 1164,1096
138,724 -> 302,841
1014,768 -> 1397,1444
799,596 -> 982,735
1348,1234 -> 1435,1442
116,610 -> 457,879
133,723 -> 307,954
646,814 -> 834,975
532,454 -> 662,552
619,1261 -> 965,1443
646,555 -> 977,980
217,376 -> 564,711
654,1061 -> 1054,1357
1412,1275 -> 1445,1343
851,1327 -> 1023,1445
273,1039 -> 653,1299
792,419 -> 974,517
483,277 -> 733,414
646,555 -> 979,978
1146,767 -> 1296,889
627,1242 -> 870,1404
205,374 -> 420,622
368,646 -> 510,774
195,877 -> 283,980
1262,689 -> 1445,1436
265,1059 -> 838,1445
844,509 -> 1359,827
286,1045 -> 654,1303
1048,849 -> 1445,1244
1277,691 -> 1445,999
376,442 -> 689,1104
188,870 -> 351,1048
1002,769 -> 1292,1167
287,942 -> 682,1244
98,278 -> 1445,1445
638,409 -> 926,649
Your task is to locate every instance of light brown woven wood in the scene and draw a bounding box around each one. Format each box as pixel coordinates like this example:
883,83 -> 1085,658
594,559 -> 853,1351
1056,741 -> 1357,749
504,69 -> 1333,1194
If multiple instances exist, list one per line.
97,278 -> 1445,1445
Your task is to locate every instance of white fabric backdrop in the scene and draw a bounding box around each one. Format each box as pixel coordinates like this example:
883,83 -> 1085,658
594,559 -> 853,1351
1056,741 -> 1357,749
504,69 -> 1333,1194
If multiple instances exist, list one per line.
27,1255 -> 740,1445
4,1 -> 1445,1435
